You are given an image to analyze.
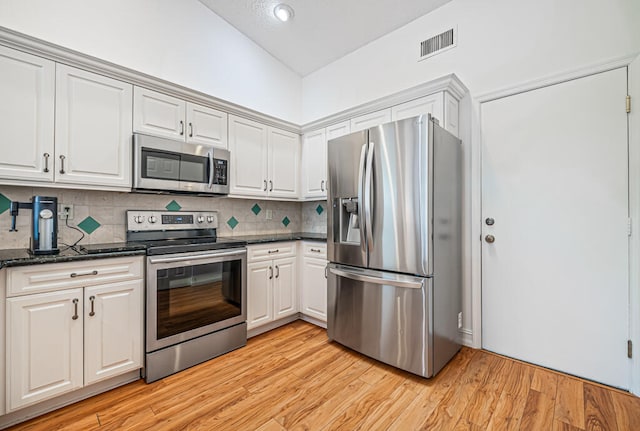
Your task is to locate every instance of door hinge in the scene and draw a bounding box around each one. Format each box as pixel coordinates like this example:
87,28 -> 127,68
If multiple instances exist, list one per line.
628,218 -> 632,236
628,339 -> 633,359
627,95 -> 631,113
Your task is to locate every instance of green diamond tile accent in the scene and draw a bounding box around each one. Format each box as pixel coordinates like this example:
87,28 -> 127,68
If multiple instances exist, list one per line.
227,216 -> 239,229
77,216 -> 101,235
0,193 -> 11,215
251,203 -> 262,215
282,216 -> 290,227
315,204 -> 324,215
165,200 -> 182,211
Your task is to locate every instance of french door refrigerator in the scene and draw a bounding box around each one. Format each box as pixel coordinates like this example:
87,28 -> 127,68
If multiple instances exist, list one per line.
327,114 -> 462,377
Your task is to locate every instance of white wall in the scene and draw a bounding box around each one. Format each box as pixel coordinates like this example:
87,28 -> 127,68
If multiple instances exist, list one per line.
0,0 -> 302,123
302,0 -> 640,122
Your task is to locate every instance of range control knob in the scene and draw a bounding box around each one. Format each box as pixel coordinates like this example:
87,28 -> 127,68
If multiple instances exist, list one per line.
148,216 -> 157,224
134,215 -> 145,224
197,216 -> 205,224
206,216 -> 214,223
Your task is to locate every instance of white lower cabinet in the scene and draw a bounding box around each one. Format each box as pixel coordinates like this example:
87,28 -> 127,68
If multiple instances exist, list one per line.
5,258 -> 143,412
299,243 -> 328,323
247,243 -> 297,330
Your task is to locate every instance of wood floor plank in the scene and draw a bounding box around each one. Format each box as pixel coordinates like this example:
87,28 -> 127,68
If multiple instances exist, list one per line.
584,383 -> 619,431
6,322 -> 639,431
520,389 -> 556,431
611,390 -> 640,430
484,362 -> 534,431
554,375 -> 585,429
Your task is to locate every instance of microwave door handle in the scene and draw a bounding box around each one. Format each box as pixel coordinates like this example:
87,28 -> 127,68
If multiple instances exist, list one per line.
208,151 -> 214,189
357,143 -> 368,262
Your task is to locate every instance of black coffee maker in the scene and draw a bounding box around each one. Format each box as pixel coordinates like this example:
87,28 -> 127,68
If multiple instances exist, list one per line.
10,196 -> 60,255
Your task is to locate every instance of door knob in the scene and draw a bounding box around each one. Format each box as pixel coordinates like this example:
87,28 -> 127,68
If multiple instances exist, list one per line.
485,234 -> 495,243
485,218 -> 495,226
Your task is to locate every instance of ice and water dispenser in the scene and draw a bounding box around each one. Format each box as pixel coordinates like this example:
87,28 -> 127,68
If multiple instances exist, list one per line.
334,197 -> 361,244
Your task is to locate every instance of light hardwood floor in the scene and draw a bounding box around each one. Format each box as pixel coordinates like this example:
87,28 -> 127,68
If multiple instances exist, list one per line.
7,321 -> 640,430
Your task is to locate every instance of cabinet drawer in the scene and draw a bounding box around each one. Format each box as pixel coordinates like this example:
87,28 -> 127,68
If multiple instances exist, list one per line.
302,242 -> 327,258
7,256 -> 144,297
247,242 -> 296,262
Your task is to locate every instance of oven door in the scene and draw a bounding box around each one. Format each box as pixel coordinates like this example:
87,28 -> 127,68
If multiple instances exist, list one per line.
146,248 -> 247,352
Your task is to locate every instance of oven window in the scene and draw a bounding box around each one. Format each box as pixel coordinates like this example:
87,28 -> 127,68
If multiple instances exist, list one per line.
156,260 -> 242,339
142,149 -> 180,181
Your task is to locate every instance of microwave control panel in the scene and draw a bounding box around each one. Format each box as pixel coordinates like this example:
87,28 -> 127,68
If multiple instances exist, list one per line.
212,159 -> 227,185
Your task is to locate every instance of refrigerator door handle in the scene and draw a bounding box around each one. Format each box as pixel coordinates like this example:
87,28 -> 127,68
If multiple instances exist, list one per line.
364,141 -> 375,252
357,143 -> 368,260
329,267 -> 424,289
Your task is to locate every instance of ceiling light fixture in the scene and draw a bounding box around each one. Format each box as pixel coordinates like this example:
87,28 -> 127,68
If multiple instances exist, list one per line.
273,4 -> 294,22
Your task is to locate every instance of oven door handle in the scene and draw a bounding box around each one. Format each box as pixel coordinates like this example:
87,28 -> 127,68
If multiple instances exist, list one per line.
207,151 -> 214,189
148,249 -> 246,264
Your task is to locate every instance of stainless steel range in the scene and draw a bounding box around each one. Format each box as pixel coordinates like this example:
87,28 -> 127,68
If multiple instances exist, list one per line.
126,210 -> 247,383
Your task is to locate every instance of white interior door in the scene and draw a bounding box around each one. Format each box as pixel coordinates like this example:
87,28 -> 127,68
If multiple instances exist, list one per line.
481,67 -> 630,389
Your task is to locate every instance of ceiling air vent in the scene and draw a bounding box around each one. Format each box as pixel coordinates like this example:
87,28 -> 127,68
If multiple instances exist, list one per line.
419,27 -> 456,61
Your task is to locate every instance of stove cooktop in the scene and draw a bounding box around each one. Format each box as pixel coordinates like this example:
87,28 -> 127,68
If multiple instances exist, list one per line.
132,237 -> 246,256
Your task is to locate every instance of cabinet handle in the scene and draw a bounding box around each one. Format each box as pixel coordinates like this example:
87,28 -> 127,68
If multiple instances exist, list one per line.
263,180 -> 267,191
43,153 -> 50,173
72,298 -> 79,320
268,249 -> 279,254
321,180 -> 325,192
275,265 -> 280,278
179,120 -> 184,136
310,248 -> 321,253
70,270 -> 98,278
325,266 -> 328,279
269,180 -> 273,192
189,122 -> 193,137
59,155 -> 66,174
89,295 -> 96,316
269,266 -> 273,280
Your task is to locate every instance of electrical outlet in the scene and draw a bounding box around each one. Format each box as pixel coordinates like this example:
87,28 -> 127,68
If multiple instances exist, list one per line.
58,204 -> 74,220
457,312 -> 463,329
265,209 -> 273,220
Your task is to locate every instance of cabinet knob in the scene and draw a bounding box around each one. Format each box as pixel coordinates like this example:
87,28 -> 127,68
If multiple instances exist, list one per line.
485,234 -> 496,244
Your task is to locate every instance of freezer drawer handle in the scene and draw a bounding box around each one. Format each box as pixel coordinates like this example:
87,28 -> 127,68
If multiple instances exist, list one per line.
329,267 -> 423,289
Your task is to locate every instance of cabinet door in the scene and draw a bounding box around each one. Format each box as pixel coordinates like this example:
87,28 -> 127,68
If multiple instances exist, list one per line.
55,65 -> 133,188
247,260 -> 273,329
268,127 -> 299,198
6,289 -> 83,411
301,257 -> 328,322
84,280 -> 143,385
133,87 -> 186,140
0,46 -> 55,182
186,102 -> 228,148
301,129 -> 327,199
350,109 -> 392,132
391,93 -> 444,123
273,256 -> 297,319
326,120 -> 351,140
228,115 -> 268,197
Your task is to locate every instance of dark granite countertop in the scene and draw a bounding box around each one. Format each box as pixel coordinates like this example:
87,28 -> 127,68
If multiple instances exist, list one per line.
0,242 -> 147,269
226,232 -> 327,244
0,234 -> 326,268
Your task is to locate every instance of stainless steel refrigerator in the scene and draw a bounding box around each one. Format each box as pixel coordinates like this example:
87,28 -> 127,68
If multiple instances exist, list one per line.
327,114 -> 462,378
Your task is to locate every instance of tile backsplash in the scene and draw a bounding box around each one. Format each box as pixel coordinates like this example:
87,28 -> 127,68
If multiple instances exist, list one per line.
0,186 -> 328,250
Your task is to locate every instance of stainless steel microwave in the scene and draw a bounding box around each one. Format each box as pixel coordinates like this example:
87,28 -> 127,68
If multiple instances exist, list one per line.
133,134 -> 229,195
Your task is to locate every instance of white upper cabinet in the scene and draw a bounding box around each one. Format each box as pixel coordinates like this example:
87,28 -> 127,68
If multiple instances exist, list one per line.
228,115 -> 269,196
229,115 -> 299,199
268,127 -> 299,198
0,46 -> 55,182
186,102 -> 228,148
133,87 -> 185,140
326,120 -> 351,140
134,87 -> 228,148
301,129 -> 327,199
55,65 -> 133,189
391,92 -> 459,136
350,108 -> 392,132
